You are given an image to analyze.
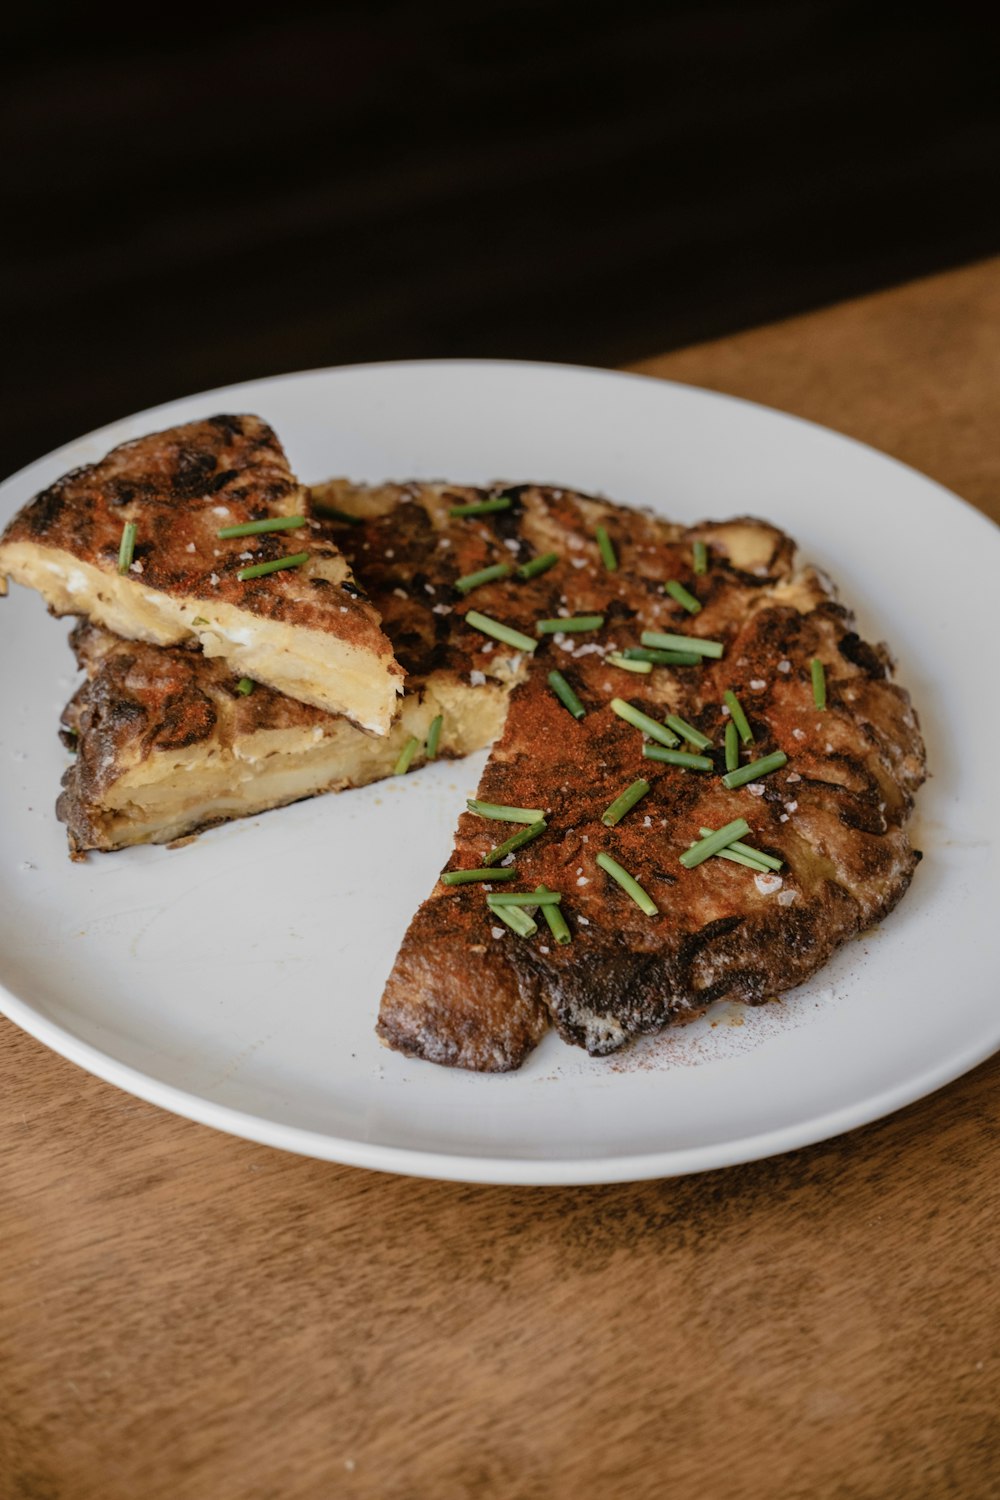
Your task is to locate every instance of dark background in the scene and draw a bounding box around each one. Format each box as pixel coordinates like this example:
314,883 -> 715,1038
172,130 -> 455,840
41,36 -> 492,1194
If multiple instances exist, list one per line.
3,2 -> 998,480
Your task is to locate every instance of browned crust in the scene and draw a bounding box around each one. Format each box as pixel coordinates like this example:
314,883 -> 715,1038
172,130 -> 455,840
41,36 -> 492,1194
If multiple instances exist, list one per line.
372,496 -> 926,1071
0,414 -> 400,676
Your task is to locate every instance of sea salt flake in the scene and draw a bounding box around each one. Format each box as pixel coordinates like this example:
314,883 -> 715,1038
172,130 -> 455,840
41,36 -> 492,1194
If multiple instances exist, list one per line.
750,679 -> 767,690
424,583 -> 436,595
481,640 -> 494,652
185,542 -> 196,552
239,550 -> 254,560
211,505 -> 230,516
209,572 -> 220,586
778,659 -> 791,673
577,876 -> 590,886
754,872 -> 784,895
438,537 -> 451,549
825,743 -> 834,753
777,888 -> 798,906
578,916 -> 590,926
570,557 -> 587,568
384,548 -> 394,558
779,813 -> 789,822
746,783 -> 765,797
504,538 -> 520,553
393,588 -> 407,600
559,638 -> 576,652
786,771 -> 801,782
491,926 -> 505,940
792,728 -> 807,741
721,703 -> 731,716
643,816 -> 652,827
501,854 -> 516,867
432,603 -> 452,615
129,560 -> 143,573
469,670 -> 486,686
784,800 -> 798,813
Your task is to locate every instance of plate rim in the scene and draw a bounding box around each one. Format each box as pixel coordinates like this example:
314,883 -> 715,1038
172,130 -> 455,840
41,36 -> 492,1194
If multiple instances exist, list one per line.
1,356 -> 998,1185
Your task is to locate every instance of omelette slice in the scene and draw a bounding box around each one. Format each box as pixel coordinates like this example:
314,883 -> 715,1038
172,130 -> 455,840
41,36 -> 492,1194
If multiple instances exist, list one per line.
0,415 -> 402,732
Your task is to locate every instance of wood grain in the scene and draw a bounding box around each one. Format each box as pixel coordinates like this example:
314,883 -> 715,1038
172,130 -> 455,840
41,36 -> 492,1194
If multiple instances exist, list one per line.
2,260 -> 1000,1500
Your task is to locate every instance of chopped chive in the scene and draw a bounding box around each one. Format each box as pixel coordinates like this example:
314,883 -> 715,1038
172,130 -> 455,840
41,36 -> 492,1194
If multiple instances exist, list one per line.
311,500 -> 363,524
449,497 -> 512,518
467,800 -> 545,824
721,750 -> 788,790
117,521 -> 137,574
191,616 -> 208,626
640,630 -> 724,659
595,852 -> 658,916
516,551 -> 559,580
237,551 -> 310,581
811,657 -> 827,710
536,614 -> 605,635
440,866 -> 517,886
692,540 -> 708,574
610,698 -> 680,747
725,718 -> 740,772
607,653 -> 652,673
454,561 -> 513,594
643,745 -> 714,771
425,714 -> 443,760
602,778 -> 650,827
464,610 -> 538,654
486,901 -> 538,937
548,670 -> 585,719
218,515 -> 306,539
694,843 -> 772,872
664,579 -> 702,614
621,647 -> 702,667
679,818 -> 752,870
723,690 -> 753,744
595,525 -> 618,571
393,735 -> 420,776
235,677 -> 255,696
664,712 -> 712,750
482,818 -> 548,867
488,890 -> 563,907
699,829 -> 783,871
536,885 -> 572,944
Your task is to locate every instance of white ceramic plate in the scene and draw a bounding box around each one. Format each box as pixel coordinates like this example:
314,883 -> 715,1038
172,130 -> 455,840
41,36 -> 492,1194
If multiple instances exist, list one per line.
1,361 -> 997,1184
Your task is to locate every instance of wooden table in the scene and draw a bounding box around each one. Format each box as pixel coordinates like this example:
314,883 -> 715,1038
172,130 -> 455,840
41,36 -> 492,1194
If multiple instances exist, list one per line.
2,261 -> 998,1500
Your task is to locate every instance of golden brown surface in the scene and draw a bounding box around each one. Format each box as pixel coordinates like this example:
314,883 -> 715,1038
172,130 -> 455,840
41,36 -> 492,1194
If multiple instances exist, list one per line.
2,259 -> 999,1500
0,415 -> 402,728
379,513 -> 924,1069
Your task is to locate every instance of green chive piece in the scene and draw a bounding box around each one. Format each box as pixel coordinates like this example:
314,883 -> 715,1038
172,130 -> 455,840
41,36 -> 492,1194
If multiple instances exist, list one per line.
467,800 -> 545,824
516,552 -> 559,580
610,698 -> 680,747
602,778 -> 651,827
218,515 -> 306,539
699,829 -> 783,872
595,525 -> 618,571
640,630 -> 724,659
488,890 -> 562,907
454,562 -> 513,594
482,819 -> 548,867
440,866 -> 517,886
235,677 -> 255,696
464,610 -> 538,654
694,843 -> 772,872
237,551 -> 310,582
536,614 -> 605,635
721,751 -> 788,790
664,712 -> 712,750
607,653 -> 652,674
425,714 -> 443,760
679,818 -> 752,870
811,657 -> 827,710
536,885 -> 572,944
621,647 -> 702,667
311,500 -> 362,524
117,522 -> 137,574
643,745 -> 714,771
191,616 -> 208,626
664,579 -> 701,614
725,718 -> 740,772
393,735 -> 420,776
692,540 -> 708,574
595,852 -> 658,916
448,498 -> 512,518
486,901 -> 538,937
724,690 -> 753,744
548,670 -> 585,719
